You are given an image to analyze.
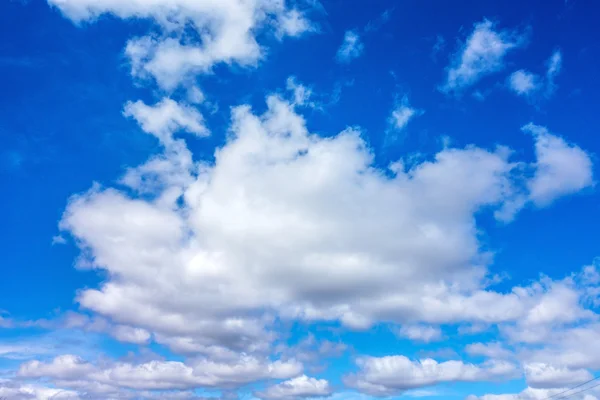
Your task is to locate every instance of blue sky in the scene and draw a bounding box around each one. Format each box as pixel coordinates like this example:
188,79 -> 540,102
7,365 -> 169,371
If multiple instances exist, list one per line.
1,0 -> 600,399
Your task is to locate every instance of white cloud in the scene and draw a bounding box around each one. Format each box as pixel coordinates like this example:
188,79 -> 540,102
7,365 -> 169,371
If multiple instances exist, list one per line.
442,19 -> 526,93
48,0 -> 314,89
18,354 -> 302,392
111,325 -> 152,345
336,30 -> 364,63
524,123 -> 593,206
396,325 -> 442,343
0,380 -> 80,400
256,375 -> 332,400
524,363 -> 592,389
465,342 -> 514,360
345,355 -> 518,396
53,92 -> 596,366
123,98 -> 208,145
508,50 -> 563,100
389,96 -> 423,131
508,70 -> 540,96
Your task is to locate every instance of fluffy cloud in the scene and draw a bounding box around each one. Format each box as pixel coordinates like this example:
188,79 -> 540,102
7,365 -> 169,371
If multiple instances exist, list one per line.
524,363 -> 592,389
123,99 -> 208,144
345,355 -> 518,396
336,30 -> 364,63
55,91 -> 596,362
442,19 -> 527,93
256,375 -> 332,400
524,123 -> 593,206
48,0 -> 314,89
508,70 -> 540,96
0,380 -> 80,400
18,354 -> 302,394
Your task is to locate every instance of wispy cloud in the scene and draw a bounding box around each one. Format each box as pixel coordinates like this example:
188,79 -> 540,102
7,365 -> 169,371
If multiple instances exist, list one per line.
336,30 -> 364,63
508,50 -> 563,101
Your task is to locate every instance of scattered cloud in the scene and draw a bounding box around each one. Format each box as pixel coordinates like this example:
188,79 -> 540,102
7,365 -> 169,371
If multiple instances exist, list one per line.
508,70 -> 541,96
48,0 -> 315,89
508,50 -> 563,101
396,325 -> 443,343
389,96 -> 424,131
441,19 -> 527,94
336,30 -> 364,63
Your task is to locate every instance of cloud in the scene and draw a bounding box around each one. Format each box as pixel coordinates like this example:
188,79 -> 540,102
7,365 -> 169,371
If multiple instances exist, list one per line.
524,123 -> 593,207
508,70 -> 540,96
524,363 -> 592,389
336,30 -> 364,63
466,342 -> 513,360
441,19 -> 527,93
123,98 -> 208,144
388,96 -> 423,131
47,0 -> 314,89
545,50 -> 563,96
18,354 -> 302,393
508,50 -> 563,100
396,325 -> 442,343
52,91 -> 596,368
256,375 -> 332,400
0,380 -> 80,400
467,385 -> 600,400
345,355 -> 518,396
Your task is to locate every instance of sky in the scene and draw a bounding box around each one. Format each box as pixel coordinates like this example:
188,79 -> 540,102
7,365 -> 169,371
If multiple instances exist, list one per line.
1,0 -> 600,399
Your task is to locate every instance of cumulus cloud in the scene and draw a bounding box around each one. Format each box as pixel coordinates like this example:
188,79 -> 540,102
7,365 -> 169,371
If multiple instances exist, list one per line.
345,355 -> 518,396
53,92 -> 596,364
47,0 -> 314,89
442,19 -> 527,93
336,30 -> 364,63
123,98 -> 208,144
524,123 -> 593,206
256,375 -> 332,400
524,363 -> 592,389
18,354 -> 302,394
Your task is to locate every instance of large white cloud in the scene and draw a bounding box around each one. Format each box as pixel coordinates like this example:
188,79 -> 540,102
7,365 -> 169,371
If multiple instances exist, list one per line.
48,0 -> 314,89
55,91 -> 596,361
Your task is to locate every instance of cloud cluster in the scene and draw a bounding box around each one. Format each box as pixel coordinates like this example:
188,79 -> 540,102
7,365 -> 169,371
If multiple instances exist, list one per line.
48,0 -> 313,89
508,50 -> 563,100
5,3 -> 594,399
